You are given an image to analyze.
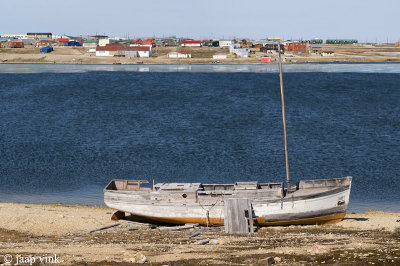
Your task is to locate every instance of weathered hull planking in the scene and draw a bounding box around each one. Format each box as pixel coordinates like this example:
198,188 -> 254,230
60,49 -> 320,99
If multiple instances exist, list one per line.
104,177 -> 352,226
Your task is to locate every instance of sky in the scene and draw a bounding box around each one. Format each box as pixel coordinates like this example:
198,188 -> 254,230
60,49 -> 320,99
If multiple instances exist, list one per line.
1,0 -> 399,42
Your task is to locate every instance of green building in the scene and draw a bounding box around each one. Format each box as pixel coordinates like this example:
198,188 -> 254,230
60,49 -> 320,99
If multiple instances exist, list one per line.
326,39 -> 358,44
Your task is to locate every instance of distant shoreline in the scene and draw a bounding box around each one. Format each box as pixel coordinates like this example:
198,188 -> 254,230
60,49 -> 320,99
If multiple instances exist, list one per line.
2,60 -> 400,65
1,45 -> 400,65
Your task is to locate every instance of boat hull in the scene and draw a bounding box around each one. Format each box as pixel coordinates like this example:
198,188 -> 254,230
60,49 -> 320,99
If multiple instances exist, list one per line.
121,211 -> 346,226
104,179 -> 351,226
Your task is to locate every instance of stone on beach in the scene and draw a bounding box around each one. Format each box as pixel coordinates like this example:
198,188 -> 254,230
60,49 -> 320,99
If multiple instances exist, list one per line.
259,256 -> 275,265
310,243 -> 330,254
123,251 -> 147,263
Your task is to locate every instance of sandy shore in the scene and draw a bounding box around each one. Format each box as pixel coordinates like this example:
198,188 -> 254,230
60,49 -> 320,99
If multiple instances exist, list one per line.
0,202 -> 399,265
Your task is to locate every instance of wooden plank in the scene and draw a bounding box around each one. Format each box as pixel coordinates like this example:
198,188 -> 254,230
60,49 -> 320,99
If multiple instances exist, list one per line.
159,223 -> 199,231
89,224 -> 120,233
224,198 -> 253,234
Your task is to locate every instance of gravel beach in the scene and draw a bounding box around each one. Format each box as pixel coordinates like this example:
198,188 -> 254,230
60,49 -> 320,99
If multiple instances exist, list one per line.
0,202 -> 399,265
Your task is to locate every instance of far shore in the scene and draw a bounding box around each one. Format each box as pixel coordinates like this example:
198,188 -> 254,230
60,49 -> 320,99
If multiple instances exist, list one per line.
1,44 -> 400,66
0,202 -> 399,265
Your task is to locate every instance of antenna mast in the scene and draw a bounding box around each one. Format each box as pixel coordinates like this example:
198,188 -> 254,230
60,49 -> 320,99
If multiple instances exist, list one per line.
278,42 -> 291,191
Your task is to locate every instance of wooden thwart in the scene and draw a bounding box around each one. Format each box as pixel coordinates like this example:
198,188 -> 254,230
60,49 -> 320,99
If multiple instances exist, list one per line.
224,198 -> 254,234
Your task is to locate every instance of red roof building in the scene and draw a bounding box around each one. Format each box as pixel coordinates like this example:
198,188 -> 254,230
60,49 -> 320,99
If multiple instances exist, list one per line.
181,40 -> 202,47
285,42 -> 308,54
132,39 -> 143,44
56,38 -> 70,46
143,38 -> 156,47
8,40 -> 24,48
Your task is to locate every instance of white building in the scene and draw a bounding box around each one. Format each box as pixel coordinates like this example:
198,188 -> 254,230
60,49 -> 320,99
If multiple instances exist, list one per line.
130,44 -> 152,56
136,47 -> 151,57
83,41 -> 98,48
229,44 -> 250,58
1,34 -> 28,39
321,51 -> 335,56
219,40 -> 234,48
99,38 -> 110,47
95,50 -> 113,57
168,52 -> 192,58
95,45 -> 151,57
213,53 -> 227,60
229,43 -> 240,53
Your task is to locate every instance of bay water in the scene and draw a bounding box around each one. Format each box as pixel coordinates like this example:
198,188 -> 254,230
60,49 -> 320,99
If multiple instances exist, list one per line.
0,63 -> 399,212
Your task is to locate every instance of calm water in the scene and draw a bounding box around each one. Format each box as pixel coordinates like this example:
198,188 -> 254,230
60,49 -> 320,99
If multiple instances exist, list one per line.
0,64 -> 399,212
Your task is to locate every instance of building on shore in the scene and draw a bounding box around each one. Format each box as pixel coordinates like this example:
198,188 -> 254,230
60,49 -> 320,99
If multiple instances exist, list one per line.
99,38 -> 110,47
252,40 -> 269,46
65,41 -> 82,47
143,38 -> 156,47
96,44 -> 152,57
261,57 -> 272,62
181,40 -> 201,47
309,39 -> 323,44
260,42 -> 283,53
310,44 -> 322,53
321,51 -> 335,56
21,39 -> 37,46
161,39 -> 176,47
83,40 -> 98,48
161,39 -> 177,47
168,52 -> 192,58
229,43 -> 250,57
1,34 -> 28,39
219,40 -> 234,48
285,41 -> 308,54
8,40 -> 24,48
326,39 -> 358,44
90,35 -> 108,40
131,39 -> 143,45
37,39 -> 53,47
0,38 -> 8,47
267,37 -> 281,42
56,38 -> 70,46
129,43 -> 153,55
27,33 -> 52,39
213,53 -> 227,60
239,39 -> 253,48
203,40 -> 219,47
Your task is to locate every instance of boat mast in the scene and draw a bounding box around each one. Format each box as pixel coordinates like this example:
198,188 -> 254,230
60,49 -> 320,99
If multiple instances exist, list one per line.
278,43 -> 291,191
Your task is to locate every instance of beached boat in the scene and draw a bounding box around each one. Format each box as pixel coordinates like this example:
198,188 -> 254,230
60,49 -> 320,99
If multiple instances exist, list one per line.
104,177 -> 352,226
104,44 -> 352,226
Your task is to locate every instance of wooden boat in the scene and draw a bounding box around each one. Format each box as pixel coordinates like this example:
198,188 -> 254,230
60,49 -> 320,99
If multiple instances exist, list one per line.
104,177 -> 352,226
104,44 -> 352,226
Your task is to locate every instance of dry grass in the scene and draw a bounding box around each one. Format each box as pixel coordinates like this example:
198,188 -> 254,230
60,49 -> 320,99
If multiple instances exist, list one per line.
0,47 -> 40,54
